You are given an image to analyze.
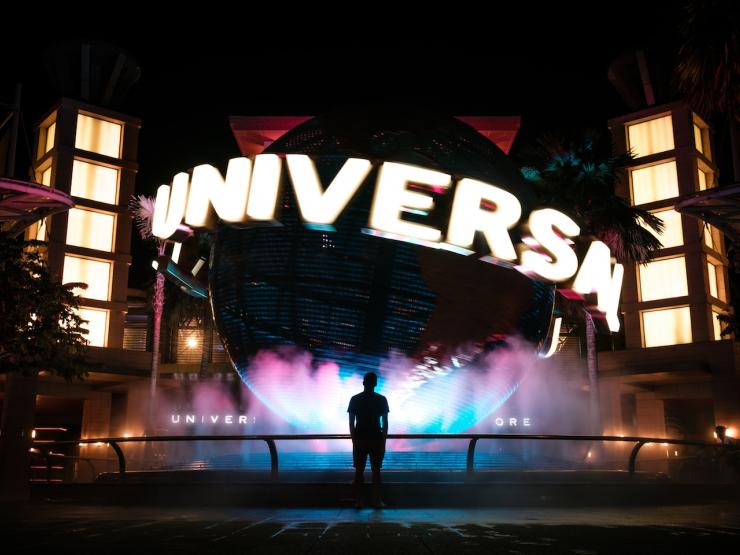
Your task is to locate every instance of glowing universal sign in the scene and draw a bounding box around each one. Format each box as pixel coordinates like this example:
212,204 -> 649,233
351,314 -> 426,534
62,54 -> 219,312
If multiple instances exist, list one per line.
169,414 -> 256,425
167,413 -> 531,427
152,155 -> 624,331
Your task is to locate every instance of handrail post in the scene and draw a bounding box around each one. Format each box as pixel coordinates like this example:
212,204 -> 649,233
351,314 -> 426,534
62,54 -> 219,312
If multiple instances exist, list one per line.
264,439 -> 278,480
466,438 -> 479,475
628,441 -> 646,474
108,441 -> 126,482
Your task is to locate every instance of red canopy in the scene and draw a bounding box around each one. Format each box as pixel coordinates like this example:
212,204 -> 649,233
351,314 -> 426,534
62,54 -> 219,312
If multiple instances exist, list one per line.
229,115 -> 521,156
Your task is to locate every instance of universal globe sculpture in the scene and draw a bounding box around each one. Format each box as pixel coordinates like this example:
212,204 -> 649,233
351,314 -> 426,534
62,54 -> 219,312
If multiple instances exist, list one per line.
209,106 -> 555,432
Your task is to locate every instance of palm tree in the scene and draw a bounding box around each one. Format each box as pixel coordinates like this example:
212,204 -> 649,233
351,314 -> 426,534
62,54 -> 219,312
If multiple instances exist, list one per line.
0,231 -> 91,500
674,0 -> 740,181
520,130 -> 664,434
129,195 -> 166,435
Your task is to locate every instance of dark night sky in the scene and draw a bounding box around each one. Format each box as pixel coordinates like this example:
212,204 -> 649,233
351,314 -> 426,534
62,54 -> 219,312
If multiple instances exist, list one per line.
1,5 -> 686,288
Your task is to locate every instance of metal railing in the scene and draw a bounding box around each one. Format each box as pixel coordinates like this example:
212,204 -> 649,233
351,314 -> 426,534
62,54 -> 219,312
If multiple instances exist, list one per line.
32,433 -> 737,483
28,449 -> 106,482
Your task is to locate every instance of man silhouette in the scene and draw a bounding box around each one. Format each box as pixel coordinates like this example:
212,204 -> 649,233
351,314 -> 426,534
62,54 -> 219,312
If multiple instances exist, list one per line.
348,372 -> 389,508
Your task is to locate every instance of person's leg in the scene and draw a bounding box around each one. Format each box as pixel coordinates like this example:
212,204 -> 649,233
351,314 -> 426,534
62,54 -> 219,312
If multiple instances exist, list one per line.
369,439 -> 385,507
352,440 -> 367,506
370,464 -> 382,506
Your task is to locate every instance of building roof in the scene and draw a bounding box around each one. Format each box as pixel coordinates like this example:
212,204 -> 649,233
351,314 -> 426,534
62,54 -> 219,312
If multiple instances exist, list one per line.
676,183 -> 740,243
0,177 -> 74,236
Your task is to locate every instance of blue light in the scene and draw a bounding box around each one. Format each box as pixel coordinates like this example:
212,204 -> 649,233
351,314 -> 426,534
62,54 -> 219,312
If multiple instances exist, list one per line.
238,352 -> 528,434
305,223 -> 336,232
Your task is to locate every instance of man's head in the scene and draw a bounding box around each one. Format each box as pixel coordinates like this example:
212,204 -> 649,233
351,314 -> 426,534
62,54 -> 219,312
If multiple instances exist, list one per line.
363,372 -> 378,390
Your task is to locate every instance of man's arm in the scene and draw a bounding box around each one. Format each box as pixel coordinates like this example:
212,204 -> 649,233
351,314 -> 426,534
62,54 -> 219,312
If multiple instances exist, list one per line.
348,397 -> 356,437
381,398 -> 389,437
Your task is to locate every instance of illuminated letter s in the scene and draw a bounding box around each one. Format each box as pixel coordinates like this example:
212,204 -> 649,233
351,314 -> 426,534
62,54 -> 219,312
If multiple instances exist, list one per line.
520,208 -> 580,282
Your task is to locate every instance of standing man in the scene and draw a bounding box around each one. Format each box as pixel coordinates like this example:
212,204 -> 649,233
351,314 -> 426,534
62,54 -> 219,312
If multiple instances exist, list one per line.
348,372 -> 389,508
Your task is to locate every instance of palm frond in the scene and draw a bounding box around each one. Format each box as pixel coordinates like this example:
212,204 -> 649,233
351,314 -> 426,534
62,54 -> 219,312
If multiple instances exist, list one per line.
674,0 -> 740,120
129,195 -> 157,241
520,129 -> 661,264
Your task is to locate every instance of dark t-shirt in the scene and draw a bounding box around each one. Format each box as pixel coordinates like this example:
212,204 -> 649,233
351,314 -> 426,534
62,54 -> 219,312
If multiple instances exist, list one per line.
347,391 -> 390,439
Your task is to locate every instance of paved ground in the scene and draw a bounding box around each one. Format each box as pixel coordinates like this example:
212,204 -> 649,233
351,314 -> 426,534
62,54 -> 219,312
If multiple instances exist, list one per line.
2,503 -> 739,553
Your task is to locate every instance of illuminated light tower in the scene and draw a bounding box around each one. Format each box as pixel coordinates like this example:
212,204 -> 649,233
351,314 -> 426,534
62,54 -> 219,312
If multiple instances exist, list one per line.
606,107 -> 731,439
30,42 -> 141,351
609,106 -> 726,350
